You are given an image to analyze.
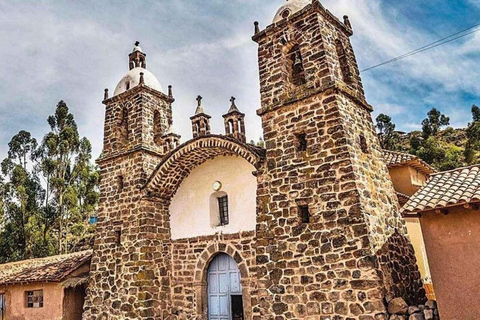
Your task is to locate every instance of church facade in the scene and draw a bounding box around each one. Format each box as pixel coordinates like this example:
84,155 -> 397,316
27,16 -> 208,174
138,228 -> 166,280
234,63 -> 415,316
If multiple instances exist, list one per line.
82,1 -> 426,319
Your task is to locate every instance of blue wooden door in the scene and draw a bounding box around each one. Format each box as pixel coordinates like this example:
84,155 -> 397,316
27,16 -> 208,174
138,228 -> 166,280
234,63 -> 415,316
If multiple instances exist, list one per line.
207,254 -> 242,320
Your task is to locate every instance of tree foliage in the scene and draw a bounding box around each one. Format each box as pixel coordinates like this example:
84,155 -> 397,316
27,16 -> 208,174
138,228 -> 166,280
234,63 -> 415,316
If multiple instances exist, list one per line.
421,108 -> 450,139
377,107 -> 474,171
0,101 -> 99,262
464,105 -> 480,165
375,114 -> 400,151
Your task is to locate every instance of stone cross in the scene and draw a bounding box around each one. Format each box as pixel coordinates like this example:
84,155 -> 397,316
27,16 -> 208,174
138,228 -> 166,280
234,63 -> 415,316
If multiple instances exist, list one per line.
197,95 -> 203,106
230,96 -> 236,106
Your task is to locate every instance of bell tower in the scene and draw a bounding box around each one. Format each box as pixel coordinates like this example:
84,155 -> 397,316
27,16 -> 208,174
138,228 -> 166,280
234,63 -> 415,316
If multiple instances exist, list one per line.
83,43 -> 177,319
223,97 -> 246,143
253,1 -> 425,318
101,42 -> 176,159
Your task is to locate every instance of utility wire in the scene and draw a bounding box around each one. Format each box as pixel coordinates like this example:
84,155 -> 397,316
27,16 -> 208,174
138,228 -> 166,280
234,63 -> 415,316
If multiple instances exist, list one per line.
361,22 -> 480,72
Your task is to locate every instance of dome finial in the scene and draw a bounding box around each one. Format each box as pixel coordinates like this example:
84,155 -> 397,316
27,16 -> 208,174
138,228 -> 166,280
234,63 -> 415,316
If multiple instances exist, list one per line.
130,42 -> 146,69
273,0 -> 311,23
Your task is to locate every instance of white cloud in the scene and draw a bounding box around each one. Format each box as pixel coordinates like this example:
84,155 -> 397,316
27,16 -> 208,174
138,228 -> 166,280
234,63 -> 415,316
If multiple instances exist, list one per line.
0,0 -> 478,162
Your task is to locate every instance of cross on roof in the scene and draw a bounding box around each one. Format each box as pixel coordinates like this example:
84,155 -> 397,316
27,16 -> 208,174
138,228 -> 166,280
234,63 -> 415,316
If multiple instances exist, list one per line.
230,96 -> 236,105
196,95 -> 203,106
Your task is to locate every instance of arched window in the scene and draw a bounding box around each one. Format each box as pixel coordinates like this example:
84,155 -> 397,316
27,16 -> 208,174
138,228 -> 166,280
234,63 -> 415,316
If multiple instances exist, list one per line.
228,120 -> 234,135
117,175 -> 124,192
153,110 -> 162,144
210,191 -> 229,227
335,39 -> 352,83
287,45 -> 306,86
118,107 -> 129,145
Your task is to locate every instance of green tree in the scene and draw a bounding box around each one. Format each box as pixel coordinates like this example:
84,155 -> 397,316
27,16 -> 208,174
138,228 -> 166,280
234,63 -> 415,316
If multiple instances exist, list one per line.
415,136 -> 446,167
472,105 -> 480,122
36,101 -> 99,254
465,105 -> 480,164
441,145 -> 465,171
375,114 -> 400,150
0,132 -> 46,262
421,108 -> 450,138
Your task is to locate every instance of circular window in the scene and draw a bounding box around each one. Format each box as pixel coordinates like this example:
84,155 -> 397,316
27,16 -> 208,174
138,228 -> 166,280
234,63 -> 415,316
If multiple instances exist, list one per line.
212,181 -> 222,191
282,9 -> 291,19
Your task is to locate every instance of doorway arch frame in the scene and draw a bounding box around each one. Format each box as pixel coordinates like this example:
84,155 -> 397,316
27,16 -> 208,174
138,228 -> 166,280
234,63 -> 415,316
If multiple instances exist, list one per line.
193,243 -> 252,320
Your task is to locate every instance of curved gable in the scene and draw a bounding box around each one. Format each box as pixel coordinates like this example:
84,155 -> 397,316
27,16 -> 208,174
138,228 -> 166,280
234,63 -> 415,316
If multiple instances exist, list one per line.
144,135 -> 265,199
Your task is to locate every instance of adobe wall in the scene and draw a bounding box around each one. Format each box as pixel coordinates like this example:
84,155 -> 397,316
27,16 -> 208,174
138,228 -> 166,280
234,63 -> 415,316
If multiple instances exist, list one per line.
0,282 -> 64,320
404,217 -> 432,280
63,286 -> 86,320
388,166 -> 427,196
420,206 -> 480,320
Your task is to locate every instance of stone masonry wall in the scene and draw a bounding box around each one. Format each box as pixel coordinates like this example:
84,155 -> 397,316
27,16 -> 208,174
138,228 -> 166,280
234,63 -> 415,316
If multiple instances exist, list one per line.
256,90 -> 388,319
253,3 -> 425,319
168,232 -> 257,320
82,151 -> 172,320
335,91 -> 426,305
102,88 -> 173,157
83,88 -> 174,319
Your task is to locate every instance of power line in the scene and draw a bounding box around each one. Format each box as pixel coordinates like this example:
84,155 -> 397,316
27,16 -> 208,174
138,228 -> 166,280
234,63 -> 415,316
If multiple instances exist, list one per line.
361,22 -> 480,72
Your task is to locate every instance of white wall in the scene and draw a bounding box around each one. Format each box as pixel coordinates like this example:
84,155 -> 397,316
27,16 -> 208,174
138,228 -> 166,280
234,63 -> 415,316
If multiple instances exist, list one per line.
169,155 -> 257,240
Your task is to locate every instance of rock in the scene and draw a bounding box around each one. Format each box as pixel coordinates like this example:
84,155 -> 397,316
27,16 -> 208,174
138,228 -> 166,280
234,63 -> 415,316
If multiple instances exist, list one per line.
425,300 -> 437,310
388,298 -> 409,315
424,309 -> 434,320
408,306 -> 420,314
409,314 -> 425,320
390,315 -> 406,320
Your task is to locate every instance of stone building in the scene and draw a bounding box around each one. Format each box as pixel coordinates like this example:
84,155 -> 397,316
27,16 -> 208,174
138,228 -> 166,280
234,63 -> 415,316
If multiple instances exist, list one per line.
80,1 -> 428,319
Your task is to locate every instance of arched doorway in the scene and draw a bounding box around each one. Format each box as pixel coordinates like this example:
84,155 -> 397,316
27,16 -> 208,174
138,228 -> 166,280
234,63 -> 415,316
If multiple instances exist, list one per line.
207,254 -> 244,320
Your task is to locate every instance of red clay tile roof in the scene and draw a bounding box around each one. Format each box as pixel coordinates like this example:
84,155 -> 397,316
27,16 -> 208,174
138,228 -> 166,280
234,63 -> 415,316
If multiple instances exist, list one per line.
402,165 -> 480,214
383,150 -> 435,175
0,250 -> 91,286
396,192 -> 410,207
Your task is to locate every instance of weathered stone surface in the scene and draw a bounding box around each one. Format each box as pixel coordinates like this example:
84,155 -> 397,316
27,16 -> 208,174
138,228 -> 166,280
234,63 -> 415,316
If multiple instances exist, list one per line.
408,306 -> 420,314
388,298 -> 408,315
409,313 -> 425,320
425,300 -> 437,310
424,309 -> 434,320
82,1 -> 428,319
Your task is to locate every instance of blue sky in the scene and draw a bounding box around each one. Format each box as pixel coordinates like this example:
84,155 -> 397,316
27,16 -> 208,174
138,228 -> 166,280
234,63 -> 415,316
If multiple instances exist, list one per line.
0,0 -> 479,160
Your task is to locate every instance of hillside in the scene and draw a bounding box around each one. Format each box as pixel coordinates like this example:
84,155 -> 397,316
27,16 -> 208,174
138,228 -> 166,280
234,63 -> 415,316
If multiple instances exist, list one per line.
376,108 -> 480,171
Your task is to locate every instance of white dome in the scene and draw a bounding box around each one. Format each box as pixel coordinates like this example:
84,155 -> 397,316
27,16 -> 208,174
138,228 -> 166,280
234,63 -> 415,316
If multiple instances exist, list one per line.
273,0 -> 310,23
113,67 -> 163,96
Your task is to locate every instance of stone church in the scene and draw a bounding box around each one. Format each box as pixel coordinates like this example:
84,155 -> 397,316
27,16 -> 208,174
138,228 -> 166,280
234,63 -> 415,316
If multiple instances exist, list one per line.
81,0 -> 427,319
